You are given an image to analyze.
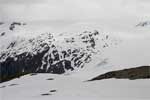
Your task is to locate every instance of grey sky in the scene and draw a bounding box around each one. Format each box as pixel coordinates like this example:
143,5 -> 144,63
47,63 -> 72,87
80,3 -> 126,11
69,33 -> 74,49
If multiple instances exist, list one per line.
0,0 -> 150,22
0,0 -> 150,38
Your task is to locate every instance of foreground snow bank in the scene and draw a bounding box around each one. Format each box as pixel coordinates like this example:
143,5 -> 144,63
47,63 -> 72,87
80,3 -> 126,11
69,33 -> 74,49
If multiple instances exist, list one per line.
0,74 -> 150,100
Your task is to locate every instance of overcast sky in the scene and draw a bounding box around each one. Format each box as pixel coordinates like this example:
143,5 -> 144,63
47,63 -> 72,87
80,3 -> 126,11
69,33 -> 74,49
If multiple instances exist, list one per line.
0,0 -> 150,37
0,0 -> 150,21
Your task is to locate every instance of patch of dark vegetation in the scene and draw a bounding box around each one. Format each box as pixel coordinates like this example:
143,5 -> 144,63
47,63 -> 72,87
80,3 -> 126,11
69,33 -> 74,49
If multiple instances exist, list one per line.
47,78 -> 54,80
50,90 -> 56,92
88,66 -> 150,81
41,93 -> 51,96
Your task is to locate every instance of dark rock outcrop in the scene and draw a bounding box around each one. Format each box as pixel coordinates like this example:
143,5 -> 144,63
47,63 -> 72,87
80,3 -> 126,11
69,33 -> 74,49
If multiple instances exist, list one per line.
88,66 -> 150,81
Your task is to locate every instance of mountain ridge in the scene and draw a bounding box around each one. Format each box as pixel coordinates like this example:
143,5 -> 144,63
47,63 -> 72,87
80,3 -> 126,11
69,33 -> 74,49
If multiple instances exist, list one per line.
0,22 -> 118,83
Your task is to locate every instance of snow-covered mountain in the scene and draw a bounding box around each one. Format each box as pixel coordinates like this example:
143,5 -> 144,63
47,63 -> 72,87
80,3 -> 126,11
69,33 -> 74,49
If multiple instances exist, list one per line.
0,21 -> 150,100
0,22 -> 118,82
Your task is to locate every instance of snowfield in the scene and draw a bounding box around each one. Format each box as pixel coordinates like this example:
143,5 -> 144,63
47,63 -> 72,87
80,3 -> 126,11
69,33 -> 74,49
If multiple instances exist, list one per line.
0,74 -> 150,100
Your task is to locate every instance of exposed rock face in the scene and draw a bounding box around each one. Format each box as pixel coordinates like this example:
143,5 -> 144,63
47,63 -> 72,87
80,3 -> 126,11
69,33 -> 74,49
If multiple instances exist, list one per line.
89,66 -> 150,81
9,22 -> 26,31
136,21 -> 150,27
0,29 -> 116,82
